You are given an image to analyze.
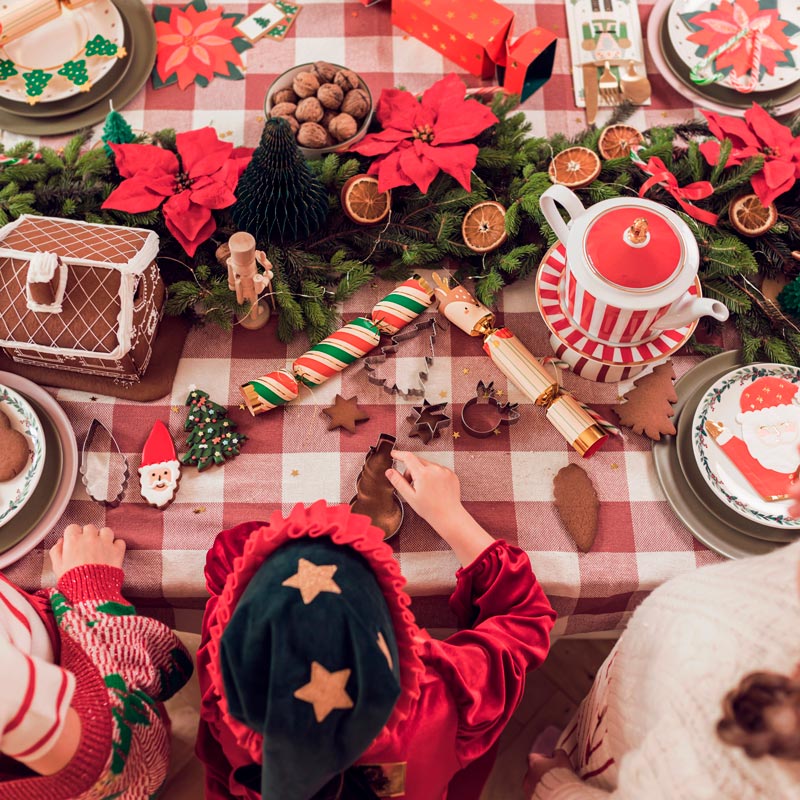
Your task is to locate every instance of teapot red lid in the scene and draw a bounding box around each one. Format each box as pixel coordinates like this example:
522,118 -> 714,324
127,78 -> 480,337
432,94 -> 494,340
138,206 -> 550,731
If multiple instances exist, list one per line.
583,206 -> 683,290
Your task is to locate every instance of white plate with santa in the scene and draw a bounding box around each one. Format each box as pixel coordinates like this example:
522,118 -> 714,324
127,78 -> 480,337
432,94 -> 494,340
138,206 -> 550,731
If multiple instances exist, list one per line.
692,364 -> 800,530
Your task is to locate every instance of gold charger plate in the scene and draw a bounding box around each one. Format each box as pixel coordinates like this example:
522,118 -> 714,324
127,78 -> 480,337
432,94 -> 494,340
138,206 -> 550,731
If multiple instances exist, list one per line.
652,351 -> 787,559
0,0 -> 155,136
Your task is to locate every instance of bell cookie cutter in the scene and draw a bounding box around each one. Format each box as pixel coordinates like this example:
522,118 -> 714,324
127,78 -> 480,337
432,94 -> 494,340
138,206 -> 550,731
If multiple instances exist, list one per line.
461,380 -> 521,438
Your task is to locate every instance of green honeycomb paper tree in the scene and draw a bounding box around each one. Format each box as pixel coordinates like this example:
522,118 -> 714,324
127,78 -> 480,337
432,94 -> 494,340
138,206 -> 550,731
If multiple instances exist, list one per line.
180,388 -> 247,471
101,107 -> 136,158
58,60 -> 89,87
231,117 -> 328,242
22,70 -> 51,99
0,60 -> 18,80
85,34 -> 121,58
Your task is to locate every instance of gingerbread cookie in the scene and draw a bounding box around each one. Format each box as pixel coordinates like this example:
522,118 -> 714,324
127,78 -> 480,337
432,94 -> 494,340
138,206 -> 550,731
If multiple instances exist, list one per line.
0,409 -> 30,481
553,464 -> 599,552
614,361 -> 678,441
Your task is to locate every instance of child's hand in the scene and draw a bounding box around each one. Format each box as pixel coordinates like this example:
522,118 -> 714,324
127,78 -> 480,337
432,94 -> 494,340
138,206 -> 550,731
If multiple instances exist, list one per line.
49,524 -> 126,580
386,450 -> 462,532
387,451 -> 495,567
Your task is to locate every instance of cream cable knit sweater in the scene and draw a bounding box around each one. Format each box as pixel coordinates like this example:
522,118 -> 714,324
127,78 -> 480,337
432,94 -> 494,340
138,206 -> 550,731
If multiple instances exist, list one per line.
533,542 -> 800,800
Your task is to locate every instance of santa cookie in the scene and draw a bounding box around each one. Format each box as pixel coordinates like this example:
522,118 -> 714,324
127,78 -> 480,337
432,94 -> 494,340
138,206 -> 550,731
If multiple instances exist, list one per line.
139,420 -> 181,509
706,376 -> 800,501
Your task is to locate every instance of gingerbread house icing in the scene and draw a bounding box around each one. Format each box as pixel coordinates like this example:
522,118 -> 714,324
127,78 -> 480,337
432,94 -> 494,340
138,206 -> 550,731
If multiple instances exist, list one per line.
0,215 -> 164,382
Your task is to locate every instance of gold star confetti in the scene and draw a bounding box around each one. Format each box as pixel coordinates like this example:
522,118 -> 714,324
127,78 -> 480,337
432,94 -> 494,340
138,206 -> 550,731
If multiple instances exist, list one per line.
453,431 -> 461,439
282,558 -> 341,604
462,367 -> 470,375
611,463 -> 619,470
493,428 -> 501,435
439,390 -> 448,398
495,389 -> 504,397
193,507 -> 206,514
291,469 -> 300,477
171,405 -> 181,413
294,662 -> 354,723
377,631 -> 393,670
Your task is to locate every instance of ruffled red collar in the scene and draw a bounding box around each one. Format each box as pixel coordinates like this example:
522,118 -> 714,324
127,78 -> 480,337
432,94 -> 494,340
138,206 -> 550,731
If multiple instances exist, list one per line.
206,501 -> 426,763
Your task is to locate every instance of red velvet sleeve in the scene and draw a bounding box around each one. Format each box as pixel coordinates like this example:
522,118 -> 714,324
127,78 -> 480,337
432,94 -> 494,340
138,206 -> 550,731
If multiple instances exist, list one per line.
427,541 -> 556,766
197,521 -> 269,800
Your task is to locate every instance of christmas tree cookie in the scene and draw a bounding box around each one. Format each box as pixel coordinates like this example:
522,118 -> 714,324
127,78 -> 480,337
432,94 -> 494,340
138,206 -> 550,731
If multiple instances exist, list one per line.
181,388 -> 247,471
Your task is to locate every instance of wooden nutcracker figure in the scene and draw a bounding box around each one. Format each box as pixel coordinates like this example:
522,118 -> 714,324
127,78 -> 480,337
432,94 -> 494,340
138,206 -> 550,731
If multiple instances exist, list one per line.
226,231 -> 274,330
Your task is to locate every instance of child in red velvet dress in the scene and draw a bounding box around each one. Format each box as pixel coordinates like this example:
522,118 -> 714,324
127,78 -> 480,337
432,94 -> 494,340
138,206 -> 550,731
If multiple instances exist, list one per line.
0,524 -> 193,799
197,451 -> 556,800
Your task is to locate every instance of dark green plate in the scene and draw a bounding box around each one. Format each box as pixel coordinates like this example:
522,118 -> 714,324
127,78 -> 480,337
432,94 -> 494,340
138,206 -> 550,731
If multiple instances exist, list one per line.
0,394 -> 62,555
0,0 -> 155,136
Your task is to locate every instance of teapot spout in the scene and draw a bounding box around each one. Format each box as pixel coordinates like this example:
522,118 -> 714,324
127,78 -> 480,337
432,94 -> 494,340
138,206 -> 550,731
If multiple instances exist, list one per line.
657,296 -> 729,330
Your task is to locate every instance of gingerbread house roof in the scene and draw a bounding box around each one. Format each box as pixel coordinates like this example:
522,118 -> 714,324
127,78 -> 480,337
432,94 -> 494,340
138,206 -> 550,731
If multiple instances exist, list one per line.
0,215 -> 160,359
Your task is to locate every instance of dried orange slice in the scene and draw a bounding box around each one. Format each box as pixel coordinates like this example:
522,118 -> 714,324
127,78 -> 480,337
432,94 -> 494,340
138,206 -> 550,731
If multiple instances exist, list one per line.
598,125 -> 645,160
548,147 -> 601,188
728,193 -> 778,237
461,201 -> 508,253
341,174 -> 391,224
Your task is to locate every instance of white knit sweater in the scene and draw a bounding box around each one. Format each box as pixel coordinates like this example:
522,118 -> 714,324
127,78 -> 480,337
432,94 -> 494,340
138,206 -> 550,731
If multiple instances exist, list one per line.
533,541 -> 800,800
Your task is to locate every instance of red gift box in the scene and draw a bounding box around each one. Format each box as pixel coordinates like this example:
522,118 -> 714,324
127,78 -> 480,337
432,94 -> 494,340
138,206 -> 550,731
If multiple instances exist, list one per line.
391,0 -> 555,100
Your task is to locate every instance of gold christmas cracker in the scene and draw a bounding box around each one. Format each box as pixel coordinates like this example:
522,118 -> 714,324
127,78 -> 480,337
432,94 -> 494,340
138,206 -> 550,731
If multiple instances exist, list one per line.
0,0 -> 61,47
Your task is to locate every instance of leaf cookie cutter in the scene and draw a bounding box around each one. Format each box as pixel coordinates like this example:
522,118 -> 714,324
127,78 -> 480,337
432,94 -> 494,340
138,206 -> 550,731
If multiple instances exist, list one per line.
461,381 -> 521,438
363,316 -> 440,399
80,418 -> 129,507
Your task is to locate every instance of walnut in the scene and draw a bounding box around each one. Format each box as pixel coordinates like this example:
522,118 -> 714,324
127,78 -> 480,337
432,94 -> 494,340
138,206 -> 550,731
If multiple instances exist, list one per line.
273,87 -> 298,105
295,96 -> 324,123
328,112 -> 358,143
269,101 -> 297,119
284,115 -> 299,136
317,83 -> 343,110
292,71 -> 320,98
333,69 -> 360,92
341,88 -> 370,120
321,110 -> 336,130
312,61 -> 338,83
297,122 -> 329,149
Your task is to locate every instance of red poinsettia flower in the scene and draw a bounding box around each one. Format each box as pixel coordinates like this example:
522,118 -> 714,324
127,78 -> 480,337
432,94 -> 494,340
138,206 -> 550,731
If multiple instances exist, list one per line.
102,127 -> 252,257
699,103 -> 800,207
350,74 -> 498,194
155,5 -> 243,90
686,0 -> 795,78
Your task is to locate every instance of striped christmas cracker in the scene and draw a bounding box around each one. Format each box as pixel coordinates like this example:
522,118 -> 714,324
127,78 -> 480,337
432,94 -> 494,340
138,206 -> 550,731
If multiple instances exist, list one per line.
371,276 -> 434,335
483,328 -> 556,403
293,316 -> 381,387
240,369 -> 299,416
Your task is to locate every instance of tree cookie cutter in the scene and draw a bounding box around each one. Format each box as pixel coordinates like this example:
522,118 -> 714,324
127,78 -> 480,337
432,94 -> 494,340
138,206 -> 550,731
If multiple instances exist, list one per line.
461,380 -> 521,438
363,316 -> 440,400
80,418 -> 128,507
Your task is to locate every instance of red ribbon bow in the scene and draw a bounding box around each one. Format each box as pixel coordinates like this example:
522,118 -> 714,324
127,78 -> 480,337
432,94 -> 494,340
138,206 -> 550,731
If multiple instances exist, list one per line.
636,156 -> 719,225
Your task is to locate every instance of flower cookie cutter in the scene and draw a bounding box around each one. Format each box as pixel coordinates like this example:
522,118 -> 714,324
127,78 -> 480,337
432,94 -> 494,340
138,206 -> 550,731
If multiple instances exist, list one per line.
461,380 -> 521,438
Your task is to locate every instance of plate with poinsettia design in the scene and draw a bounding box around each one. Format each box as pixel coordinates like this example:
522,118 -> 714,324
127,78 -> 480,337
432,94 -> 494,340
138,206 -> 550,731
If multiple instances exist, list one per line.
0,0 -> 127,105
667,0 -> 799,94
691,364 -> 800,530
0,385 -> 45,530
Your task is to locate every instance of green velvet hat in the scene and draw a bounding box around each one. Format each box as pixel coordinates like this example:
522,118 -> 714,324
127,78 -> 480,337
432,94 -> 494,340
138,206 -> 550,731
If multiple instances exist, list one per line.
220,537 -> 402,800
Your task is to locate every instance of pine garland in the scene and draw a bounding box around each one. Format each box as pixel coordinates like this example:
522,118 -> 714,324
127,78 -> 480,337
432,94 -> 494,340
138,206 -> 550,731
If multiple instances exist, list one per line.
0,99 -> 798,366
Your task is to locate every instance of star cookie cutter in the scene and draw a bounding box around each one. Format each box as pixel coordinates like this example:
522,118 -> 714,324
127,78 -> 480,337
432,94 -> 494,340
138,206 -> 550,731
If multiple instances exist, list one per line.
461,381 -> 520,438
407,400 -> 451,445
363,316 -> 440,400
80,418 -> 129,507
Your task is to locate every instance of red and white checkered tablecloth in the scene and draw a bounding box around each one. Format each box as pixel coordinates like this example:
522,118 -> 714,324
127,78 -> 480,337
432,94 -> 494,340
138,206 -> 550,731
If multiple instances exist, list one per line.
3,273 -> 724,636
2,1 -> 723,636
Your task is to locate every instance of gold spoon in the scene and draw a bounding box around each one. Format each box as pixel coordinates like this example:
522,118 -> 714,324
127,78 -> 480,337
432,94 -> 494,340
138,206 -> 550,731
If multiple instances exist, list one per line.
620,60 -> 652,105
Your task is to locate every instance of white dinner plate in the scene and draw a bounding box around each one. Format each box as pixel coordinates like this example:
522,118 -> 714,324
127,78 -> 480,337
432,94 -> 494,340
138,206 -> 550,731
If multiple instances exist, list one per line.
0,384 -> 46,529
691,363 -> 800,529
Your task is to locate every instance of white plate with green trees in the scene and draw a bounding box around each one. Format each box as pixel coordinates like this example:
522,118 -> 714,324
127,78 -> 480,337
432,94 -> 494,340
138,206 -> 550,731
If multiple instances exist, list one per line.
692,363 -> 800,530
0,384 -> 46,529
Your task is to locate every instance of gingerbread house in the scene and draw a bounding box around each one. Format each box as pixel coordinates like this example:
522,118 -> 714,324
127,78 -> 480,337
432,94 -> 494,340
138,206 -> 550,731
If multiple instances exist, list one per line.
0,215 -> 164,382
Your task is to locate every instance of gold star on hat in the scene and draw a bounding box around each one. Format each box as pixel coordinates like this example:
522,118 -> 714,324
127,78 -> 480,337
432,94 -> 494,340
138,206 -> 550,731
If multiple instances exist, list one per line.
294,662 -> 354,723
282,558 -> 342,605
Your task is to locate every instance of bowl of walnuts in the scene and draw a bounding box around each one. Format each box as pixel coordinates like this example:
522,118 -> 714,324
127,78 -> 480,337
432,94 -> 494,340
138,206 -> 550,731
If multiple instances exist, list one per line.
265,62 -> 373,159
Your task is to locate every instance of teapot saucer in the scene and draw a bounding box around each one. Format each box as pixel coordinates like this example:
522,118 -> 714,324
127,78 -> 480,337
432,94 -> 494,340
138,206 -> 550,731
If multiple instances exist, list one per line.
535,244 -> 698,367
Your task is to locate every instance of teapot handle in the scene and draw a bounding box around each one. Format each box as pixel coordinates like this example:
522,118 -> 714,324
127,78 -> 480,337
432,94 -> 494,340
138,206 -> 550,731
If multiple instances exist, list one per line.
539,185 -> 586,247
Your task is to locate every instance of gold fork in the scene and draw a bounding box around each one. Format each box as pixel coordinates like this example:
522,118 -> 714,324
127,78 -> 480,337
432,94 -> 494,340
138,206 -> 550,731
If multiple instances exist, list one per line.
598,61 -> 621,106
